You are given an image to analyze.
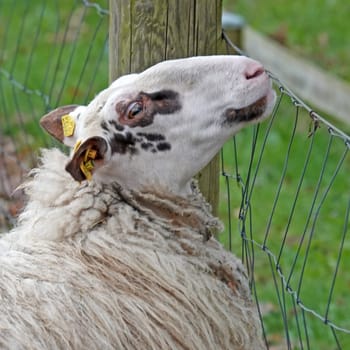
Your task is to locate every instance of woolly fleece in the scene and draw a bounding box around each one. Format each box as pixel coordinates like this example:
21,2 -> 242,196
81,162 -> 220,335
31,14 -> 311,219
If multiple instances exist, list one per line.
0,149 -> 265,350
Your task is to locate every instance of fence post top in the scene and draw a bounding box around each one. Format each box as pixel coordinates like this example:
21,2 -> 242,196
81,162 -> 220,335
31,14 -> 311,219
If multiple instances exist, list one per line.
222,11 -> 245,30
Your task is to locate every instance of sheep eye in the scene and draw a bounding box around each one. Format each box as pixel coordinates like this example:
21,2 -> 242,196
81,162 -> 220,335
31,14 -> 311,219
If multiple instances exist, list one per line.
127,102 -> 143,119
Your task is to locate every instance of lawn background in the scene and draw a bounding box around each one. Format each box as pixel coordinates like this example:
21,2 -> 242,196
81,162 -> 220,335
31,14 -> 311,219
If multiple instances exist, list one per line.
226,0 -> 350,82
222,1 -> 350,347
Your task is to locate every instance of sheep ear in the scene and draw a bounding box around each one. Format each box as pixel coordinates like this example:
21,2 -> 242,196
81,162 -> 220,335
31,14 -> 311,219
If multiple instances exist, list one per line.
65,137 -> 109,182
40,105 -> 80,145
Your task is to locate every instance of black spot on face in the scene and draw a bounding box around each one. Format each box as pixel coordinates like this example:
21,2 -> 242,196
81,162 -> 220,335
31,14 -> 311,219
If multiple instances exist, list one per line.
156,142 -> 171,151
136,132 -> 165,142
117,89 -> 181,128
223,96 -> 267,125
142,89 -> 181,116
141,142 -> 153,151
146,90 -> 178,102
109,120 -> 125,131
137,133 -> 171,153
102,120 -> 125,137
110,132 -> 137,155
101,120 -> 109,131
108,130 -> 171,156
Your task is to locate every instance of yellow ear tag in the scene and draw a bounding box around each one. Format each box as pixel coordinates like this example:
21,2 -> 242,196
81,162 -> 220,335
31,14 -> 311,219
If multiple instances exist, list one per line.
73,140 -> 82,154
80,162 -> 93,181
61,114 -> 76,137
79,148 -> 96,181
84,148 -> 97,162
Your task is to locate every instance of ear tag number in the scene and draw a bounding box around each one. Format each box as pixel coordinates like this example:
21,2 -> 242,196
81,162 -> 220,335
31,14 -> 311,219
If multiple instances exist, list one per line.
84,149 -> 97,162
80,161 -> 93,181
80,147 -> 97,181
61,114 -> 76,137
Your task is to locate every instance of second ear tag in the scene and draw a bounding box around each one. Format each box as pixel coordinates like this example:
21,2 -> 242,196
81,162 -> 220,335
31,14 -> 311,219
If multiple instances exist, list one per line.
61,114 -> 76,137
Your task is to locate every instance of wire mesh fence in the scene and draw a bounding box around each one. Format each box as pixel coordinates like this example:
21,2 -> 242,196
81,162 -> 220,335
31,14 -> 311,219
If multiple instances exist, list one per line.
222,34 -> 350,349
1,1 -> 350,349
0,0 -> 108,229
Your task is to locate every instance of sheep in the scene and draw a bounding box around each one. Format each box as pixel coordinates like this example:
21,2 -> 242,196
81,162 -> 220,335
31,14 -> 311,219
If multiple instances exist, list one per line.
0,55 -> 276,350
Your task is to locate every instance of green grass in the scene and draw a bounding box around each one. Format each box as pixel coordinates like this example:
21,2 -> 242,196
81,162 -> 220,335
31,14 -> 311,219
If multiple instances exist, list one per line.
0,0 -> 109,151
225,0 -> 350,82
219,94 -> 350,348
221,2 -> 350,346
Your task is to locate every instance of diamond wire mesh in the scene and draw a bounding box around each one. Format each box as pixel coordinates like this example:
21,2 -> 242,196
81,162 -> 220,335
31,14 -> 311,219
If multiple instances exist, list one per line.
221,31 -> 350,349
0,0 -> 108,230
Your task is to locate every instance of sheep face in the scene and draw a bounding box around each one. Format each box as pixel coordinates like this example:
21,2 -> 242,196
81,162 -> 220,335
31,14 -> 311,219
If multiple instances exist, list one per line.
41,55 -> 276,196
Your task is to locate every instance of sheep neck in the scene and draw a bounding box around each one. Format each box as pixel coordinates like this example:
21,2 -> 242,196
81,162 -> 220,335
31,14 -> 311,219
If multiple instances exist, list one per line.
115,180 -> 222,241
12,149 -> 222,243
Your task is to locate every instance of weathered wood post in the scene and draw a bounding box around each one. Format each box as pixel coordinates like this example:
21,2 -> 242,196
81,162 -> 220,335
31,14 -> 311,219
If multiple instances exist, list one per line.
221,11 -> 245,51
109,0 -> 223,214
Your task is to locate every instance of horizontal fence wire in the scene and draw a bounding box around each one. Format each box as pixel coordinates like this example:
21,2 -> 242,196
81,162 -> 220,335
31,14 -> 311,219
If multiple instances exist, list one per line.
222,31 -> 350,349
0,0 -> 109,231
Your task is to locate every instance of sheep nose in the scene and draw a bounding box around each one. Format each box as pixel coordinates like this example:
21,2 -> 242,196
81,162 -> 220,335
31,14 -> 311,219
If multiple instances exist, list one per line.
244,62 -> 265,80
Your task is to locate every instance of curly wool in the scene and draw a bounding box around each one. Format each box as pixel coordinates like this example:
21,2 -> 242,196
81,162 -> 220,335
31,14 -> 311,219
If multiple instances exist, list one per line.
0,149 -> 265,350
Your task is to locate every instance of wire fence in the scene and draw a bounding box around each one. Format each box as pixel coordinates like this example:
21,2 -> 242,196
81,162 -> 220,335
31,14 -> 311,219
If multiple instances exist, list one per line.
0,0 -> 109,228
222,33 -> 350,349
1,2 -> 350,349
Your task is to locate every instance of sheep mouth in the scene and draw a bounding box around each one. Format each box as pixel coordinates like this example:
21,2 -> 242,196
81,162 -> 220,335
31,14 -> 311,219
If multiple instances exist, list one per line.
223,96 -> 267,125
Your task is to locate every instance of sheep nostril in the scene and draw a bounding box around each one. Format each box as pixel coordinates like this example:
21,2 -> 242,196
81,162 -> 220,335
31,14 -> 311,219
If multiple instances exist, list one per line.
245,65 -> 265,80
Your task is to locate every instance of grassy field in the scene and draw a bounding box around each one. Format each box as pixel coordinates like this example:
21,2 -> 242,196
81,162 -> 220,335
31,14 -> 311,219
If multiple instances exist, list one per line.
225,0 -> 350,82
221,2 -> 350,347
1,1 -> 350,349
219,93 -> 350,348
0,0 -> 109,151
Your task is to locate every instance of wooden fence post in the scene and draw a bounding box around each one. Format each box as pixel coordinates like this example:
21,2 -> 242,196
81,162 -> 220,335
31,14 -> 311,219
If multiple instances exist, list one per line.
109,0 -> 223,215
221,11 -> 245,51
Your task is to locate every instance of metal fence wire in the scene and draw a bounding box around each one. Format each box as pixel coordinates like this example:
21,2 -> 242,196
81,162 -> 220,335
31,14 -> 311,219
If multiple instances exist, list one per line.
0,0 -> 109,228
1,1 -> 350,349
222,33 -> 350,349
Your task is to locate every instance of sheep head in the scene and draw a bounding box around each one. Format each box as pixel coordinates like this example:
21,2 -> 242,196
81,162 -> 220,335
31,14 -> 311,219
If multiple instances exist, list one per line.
40,55 -> 276,196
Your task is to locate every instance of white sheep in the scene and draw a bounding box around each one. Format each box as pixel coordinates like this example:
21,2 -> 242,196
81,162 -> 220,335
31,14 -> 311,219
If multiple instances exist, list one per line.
0,56 -> 275,349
